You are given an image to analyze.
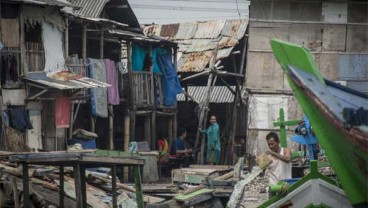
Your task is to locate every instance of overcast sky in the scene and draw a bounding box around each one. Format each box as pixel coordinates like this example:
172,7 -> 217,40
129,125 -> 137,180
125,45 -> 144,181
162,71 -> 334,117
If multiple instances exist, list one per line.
128,0 -> 250,25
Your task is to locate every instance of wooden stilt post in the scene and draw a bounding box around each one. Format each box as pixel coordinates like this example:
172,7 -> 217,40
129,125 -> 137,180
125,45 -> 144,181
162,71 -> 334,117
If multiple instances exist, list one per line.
74,164 -> 83,208
112,165 -> 117,208
12,177 -> 19,208
64,17 -> 69,58
59,166 -> 64,208
68,101 -> 74,138
168,117 -> 173,146
134,165 -> 144,208
148,45 -> 156,151
227,37 -> 248,164
173,46 -> 178,145
123,113 -> 130,182
144,115 -> 151,148
108,105 -> 114,150
22,163 -> 30,208
82,24 -> 87,60
80,166 -> 87,208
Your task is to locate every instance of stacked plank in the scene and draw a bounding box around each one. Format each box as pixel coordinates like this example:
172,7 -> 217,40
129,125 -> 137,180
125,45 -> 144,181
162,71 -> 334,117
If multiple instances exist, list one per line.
170,158 -> 247,207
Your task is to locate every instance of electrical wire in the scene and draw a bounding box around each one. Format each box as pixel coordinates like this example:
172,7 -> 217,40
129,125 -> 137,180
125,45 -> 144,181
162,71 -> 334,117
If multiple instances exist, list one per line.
236,0 -> 242,18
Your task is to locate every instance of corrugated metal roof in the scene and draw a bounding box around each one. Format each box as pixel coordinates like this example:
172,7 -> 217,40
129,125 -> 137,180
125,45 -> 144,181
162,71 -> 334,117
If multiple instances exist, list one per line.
108,29 -> 176,46
177,51 -> 213,72
221,19 -> 249,40
160,23 -> 179,38
217,47 -> 234,60
174,22 -> 198,40
8,0 -> 72,7
24,71 -> 110,90
68,0 -> 108,18
194,20 -> 226,39
177,86 -> 235,103
67,0 -> 140,29
144,19 -> 249,72
179,39 -> 217,53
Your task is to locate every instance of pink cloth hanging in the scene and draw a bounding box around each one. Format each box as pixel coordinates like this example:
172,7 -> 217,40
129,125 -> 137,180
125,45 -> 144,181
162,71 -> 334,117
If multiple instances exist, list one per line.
55,97 -> 71,128
104,59 -> 120,105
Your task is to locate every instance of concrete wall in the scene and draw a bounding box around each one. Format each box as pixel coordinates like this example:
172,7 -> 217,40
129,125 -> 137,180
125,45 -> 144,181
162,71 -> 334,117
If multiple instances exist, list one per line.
246,0 -> 368,154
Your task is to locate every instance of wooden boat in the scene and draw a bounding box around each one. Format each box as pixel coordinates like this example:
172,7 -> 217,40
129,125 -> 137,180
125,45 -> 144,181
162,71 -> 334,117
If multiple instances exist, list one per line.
270,39 -> 368,207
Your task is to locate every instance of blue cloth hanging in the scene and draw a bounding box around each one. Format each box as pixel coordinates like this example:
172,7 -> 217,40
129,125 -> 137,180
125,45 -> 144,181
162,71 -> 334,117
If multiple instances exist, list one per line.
156,49 -> 183,106
8,107 -> 33,132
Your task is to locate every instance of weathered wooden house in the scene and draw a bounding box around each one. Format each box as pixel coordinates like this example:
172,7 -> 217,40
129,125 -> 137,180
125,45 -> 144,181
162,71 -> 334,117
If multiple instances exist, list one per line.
0,0 -> 111,151
0,0 -> 179,159
62,0 -> 179,153
246,0 -> 368,155
144,19 -> 249,164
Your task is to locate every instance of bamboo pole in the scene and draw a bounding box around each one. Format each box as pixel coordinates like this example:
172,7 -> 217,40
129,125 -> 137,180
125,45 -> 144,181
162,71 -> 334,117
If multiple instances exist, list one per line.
65,17 -> 69,58
196,46 -> 218,164
227,37 -> 248,164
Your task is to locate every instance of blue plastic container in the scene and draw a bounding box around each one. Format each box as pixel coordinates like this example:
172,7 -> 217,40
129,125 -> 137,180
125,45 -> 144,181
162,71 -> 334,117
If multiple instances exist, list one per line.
68,138 -> 96,149
282,178 -> 300,185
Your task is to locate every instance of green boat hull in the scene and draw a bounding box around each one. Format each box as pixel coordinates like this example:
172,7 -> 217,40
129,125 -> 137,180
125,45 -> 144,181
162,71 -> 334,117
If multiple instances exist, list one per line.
270,39 -> 368,206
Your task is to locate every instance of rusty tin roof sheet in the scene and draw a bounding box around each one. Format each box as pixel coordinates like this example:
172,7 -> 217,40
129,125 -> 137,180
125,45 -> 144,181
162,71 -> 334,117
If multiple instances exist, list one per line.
24,71 -> 110,90
144,19 -> 248,72
177,51 -> 213,72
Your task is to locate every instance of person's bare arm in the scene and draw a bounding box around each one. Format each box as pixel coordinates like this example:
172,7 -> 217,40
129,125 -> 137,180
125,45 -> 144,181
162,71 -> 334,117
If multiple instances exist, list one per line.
267,148 -> 291,163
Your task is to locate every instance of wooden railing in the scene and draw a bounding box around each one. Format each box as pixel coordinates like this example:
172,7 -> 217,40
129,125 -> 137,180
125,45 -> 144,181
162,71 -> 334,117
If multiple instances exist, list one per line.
26,42 -> 45,72
132,71 -> 153,107
66,57 -> 88,76
122,71 -> 165,108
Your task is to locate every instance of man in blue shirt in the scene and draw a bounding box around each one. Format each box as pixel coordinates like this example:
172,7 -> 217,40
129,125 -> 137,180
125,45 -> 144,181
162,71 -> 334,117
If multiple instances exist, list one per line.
170,128 -> 193,167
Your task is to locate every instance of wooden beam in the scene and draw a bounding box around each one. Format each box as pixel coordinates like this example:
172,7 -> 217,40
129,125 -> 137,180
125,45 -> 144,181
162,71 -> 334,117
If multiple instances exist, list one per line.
80,166 -> 87,208
109,105 -> 114,150
123,113 -> 130,182
82,24 -> 87,59
100,29 -> 104,59
12,177 -> 20,208
22,163 -> 30,208
74,164 -> 83,208
219,77 -> 236,95
65,17 -> 69,58
59,166 -> 65,208
112,165 -> 117,208
144,115 -> 151,149
134,166 -> 144,208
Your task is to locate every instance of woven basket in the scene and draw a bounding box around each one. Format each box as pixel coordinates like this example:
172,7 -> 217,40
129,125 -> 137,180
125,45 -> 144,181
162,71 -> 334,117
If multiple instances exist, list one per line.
256,153 -> 273,170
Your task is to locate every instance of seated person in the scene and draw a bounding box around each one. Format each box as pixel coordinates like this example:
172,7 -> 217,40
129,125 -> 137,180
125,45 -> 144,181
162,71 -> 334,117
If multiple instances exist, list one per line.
170,128 -> 193,167
157,133 -> 170,162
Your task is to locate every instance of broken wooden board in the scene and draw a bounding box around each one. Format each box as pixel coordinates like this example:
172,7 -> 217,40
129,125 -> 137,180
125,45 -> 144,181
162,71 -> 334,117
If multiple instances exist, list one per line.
172,168 -> 219,184
226,167 -> 262,208
213,188 -> 234,197
189,165 -> 232,170
174,188 -> 213,201
63,176 -> 109,208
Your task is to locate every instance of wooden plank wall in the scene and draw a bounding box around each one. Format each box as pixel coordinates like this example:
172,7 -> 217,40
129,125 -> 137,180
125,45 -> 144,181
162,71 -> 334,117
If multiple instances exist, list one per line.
246,0 -> 368,155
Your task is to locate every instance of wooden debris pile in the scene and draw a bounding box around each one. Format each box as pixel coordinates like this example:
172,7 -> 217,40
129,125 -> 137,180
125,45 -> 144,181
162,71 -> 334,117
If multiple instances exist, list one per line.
0,150 -> 167,208
147,157 -> 262,208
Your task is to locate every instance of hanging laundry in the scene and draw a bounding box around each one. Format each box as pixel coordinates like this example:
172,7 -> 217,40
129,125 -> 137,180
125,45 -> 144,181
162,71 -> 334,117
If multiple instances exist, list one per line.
132,44 -> 146,71
55,97 -> 71,128
156,48 -> 183,106
104,59 -> 120,105
8,107 -> 33,132
88,58 -> 108,118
